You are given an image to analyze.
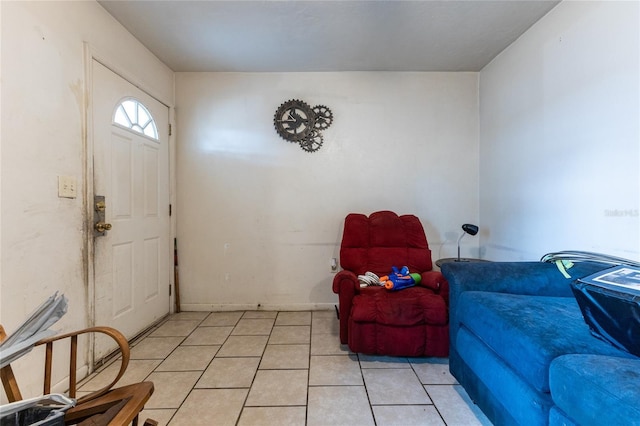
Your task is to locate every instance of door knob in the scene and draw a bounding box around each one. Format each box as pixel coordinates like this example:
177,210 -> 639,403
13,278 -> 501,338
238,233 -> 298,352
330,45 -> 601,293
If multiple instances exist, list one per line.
94,222 -> 112,233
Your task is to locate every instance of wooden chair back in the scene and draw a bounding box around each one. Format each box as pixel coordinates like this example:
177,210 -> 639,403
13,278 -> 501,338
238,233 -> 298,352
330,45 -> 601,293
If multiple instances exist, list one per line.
0,324 -> 155,425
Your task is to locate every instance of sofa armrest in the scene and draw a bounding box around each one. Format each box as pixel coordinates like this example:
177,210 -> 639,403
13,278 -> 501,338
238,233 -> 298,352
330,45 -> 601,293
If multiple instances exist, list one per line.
419,270 -> 449,305
332,270 -> 360,344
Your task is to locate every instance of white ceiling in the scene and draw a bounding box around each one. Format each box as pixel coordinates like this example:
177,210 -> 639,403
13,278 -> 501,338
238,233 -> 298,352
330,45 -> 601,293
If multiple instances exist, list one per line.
98,0 -> 560,72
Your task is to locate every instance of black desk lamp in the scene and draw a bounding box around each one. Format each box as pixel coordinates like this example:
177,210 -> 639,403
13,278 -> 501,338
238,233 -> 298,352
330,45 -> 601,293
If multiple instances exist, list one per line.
457,224 -> 479,261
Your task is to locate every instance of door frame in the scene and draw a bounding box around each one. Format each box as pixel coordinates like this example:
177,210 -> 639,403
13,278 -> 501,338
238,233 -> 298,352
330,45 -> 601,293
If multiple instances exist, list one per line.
83,43 -> 176,366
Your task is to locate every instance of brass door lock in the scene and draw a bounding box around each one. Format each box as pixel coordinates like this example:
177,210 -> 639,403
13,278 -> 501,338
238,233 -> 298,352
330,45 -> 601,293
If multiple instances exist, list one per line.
94,221 -> 112,233
94,195 -> 112,236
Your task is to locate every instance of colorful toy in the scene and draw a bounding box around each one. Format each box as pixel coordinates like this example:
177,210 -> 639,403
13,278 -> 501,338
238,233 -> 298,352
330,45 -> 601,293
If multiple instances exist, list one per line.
380,266 -> 421,291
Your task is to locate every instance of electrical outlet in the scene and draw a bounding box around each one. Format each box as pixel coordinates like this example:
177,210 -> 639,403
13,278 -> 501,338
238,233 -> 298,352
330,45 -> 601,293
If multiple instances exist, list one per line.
330,258 -> 338,273
58,176 -> 77,198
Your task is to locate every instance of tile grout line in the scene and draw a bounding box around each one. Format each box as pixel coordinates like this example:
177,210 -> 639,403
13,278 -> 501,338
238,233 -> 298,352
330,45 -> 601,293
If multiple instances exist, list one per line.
131,311 -> 476,425
146,312 -> 211,425
235,311 -> 276,425
358,352 -> 379,426
305,311 -> 312,426
408,359 -> 448,426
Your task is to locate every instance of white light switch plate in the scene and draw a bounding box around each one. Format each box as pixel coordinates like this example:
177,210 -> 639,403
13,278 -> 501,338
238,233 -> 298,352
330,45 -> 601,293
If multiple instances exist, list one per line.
58,175 -> 77,198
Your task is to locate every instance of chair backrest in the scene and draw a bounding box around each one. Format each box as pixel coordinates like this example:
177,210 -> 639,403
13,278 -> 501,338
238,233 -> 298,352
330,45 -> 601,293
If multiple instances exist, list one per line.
1,324 -> 157,425
0,324 -> 130,404
339,210 -> 433,276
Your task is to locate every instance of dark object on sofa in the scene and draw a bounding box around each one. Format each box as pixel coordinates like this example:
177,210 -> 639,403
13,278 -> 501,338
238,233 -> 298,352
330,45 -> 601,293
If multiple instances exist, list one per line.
442,261 -> 640,426
571,267 -> 640,357
332,211 -> 449,356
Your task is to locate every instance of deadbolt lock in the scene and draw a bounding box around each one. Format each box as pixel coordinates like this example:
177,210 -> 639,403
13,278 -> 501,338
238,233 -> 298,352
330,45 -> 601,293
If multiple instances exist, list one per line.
94,221 -> 112,233
94,195 -> 110,237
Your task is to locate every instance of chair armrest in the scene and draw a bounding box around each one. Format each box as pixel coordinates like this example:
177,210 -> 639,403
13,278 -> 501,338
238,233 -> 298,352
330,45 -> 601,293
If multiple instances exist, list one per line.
35,326 -> 130,404
332,270 -> 360,294
64,381 -> 154,425
332,271 -> 360,344
418,270 -> 449,305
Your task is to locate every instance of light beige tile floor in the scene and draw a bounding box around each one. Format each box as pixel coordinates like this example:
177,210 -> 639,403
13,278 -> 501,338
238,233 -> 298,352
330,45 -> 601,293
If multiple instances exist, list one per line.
79,310 -> 492,425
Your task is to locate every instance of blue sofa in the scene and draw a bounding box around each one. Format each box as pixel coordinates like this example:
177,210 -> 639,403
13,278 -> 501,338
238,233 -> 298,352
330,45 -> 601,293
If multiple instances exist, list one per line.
441,261 -> 640,426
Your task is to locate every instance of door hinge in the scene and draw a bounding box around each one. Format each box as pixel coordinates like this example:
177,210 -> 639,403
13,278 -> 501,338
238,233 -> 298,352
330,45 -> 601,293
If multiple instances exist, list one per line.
169,284 -> 172,296
169,123 -> 172,136
169,204 -> 172,216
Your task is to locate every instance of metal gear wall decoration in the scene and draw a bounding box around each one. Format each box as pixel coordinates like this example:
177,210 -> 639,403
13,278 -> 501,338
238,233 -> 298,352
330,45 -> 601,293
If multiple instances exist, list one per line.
312,105 -> 333,130
274,99 -> 333,153
300,130 -> 323,152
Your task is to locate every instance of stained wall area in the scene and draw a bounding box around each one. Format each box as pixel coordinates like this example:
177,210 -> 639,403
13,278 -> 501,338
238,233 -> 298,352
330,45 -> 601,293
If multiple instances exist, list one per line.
0,1 -> 173,398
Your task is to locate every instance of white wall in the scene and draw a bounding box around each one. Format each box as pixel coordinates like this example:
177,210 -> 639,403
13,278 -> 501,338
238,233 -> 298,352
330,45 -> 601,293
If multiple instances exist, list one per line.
479,1 -> 640,261
1,1 -> 173,399
175,72 -> 479,310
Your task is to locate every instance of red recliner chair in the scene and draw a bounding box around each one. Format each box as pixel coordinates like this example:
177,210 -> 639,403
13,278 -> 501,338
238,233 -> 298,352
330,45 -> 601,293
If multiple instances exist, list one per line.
332,211 -> 449,357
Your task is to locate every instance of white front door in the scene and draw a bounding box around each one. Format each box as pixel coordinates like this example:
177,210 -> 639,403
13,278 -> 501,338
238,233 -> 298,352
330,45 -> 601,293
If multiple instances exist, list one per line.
92,60 -> 171,360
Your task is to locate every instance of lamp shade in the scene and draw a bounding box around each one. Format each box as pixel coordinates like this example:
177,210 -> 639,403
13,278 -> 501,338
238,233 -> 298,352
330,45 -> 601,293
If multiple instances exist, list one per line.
462,224 -> 479,236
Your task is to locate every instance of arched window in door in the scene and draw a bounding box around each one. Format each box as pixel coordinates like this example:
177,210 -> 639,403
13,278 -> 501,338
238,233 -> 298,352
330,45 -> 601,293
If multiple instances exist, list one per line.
113,98 -> 158,140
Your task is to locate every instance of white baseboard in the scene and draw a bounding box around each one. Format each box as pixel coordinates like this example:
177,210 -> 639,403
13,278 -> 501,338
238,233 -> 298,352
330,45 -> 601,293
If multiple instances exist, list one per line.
179,303 -> 336,312
50,365 -> 89,396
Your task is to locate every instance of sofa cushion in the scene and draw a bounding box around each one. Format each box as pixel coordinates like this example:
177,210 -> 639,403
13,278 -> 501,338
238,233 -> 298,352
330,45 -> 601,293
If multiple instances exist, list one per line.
351,286 -> 447,326
456,326 -> 552,426
548,406 -> 578,426
549,354 -> 640,426
457,291 -> 633,393
348,286 -> 449,356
